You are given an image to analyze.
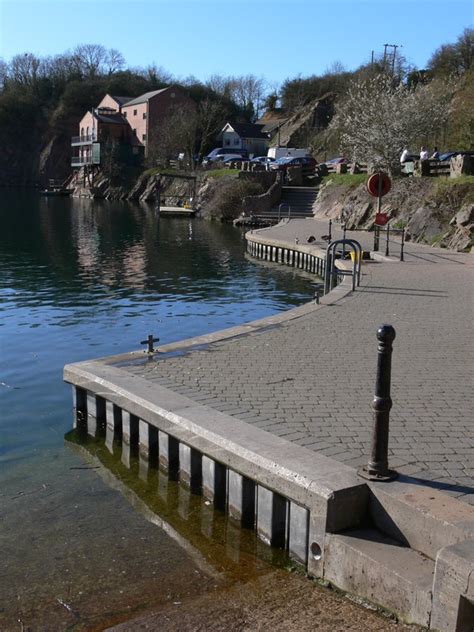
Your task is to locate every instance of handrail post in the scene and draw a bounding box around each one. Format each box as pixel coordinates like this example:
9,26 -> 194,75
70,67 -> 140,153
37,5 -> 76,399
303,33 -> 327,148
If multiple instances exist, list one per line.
385,225 -> 390,257
400,228 -> 405,262
374,226 -> 379,252
359,325 -> 398,481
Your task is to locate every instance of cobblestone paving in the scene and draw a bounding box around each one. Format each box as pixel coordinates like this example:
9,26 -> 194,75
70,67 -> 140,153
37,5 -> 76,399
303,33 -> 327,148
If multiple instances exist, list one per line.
122,220 -> 474,504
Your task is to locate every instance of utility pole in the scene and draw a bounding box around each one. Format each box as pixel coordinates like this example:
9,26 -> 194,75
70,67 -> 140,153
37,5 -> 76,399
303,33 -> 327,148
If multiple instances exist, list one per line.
383,44 -> 402,75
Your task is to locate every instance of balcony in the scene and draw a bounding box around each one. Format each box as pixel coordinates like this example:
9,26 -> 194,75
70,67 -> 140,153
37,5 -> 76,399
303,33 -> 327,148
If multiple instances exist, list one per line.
71,133 -> 97,146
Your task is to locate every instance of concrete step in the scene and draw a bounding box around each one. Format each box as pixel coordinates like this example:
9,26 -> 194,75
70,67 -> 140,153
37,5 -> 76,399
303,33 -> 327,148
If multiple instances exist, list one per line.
324,528 -> 434,626
368,480 -> 474,561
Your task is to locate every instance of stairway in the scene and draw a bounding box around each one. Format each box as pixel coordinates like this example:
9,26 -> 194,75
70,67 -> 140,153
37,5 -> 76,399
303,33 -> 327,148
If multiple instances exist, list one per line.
256,186 -> 319,223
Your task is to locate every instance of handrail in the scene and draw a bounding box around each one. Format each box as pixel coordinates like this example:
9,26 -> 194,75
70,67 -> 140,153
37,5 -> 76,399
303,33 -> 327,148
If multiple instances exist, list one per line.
324,238 -> 363,294
71,134 -> 97,144
277,203 -> 291,222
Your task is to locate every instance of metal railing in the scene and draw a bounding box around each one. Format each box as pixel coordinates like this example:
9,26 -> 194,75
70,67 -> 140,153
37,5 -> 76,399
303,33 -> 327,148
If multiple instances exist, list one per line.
71,156 -> 94,166
71,134 -> 97,145
277,203 -> 291,222
373,226 -> 406,261
324,238 -> 363,294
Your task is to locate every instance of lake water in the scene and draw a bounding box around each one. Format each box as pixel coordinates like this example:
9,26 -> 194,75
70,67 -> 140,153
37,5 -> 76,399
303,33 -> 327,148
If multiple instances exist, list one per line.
0,192 -> 314,629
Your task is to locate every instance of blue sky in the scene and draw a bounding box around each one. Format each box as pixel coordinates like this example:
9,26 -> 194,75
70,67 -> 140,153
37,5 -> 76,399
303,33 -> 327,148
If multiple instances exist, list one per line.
0,0 -> 472,85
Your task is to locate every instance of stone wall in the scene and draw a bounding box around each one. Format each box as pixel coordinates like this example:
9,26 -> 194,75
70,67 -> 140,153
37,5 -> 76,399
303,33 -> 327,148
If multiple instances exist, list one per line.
241,176 -> 282,216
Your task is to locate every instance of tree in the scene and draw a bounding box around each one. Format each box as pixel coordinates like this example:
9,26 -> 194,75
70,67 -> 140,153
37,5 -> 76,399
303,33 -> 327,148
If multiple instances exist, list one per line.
428,28 -> 474,77
228,74 -> 267,120
147,103 -> 199,168
72,44 -> 108,77
328,74 -> 453,173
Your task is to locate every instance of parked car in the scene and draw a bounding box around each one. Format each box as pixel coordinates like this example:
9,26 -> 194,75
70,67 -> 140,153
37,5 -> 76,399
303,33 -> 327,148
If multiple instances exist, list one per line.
439,150 -> 474,161
270,156 -> 317,171
320,156 -> 347,167
221,155 -> 249,164
202,153 -> 247,166
204,147 -> 248,162
250,156 -> 275,165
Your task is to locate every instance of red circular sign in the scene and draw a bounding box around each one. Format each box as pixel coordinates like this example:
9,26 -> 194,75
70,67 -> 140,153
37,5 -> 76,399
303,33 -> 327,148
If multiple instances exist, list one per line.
367,173 -> 391,197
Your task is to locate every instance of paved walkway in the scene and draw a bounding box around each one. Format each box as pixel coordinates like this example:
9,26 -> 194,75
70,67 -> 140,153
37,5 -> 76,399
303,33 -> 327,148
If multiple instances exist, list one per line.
120,219 -> 474,504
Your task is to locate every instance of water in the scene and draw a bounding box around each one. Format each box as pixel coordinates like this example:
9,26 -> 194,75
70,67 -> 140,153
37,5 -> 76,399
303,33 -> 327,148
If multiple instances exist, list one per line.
0,192 -> 313,629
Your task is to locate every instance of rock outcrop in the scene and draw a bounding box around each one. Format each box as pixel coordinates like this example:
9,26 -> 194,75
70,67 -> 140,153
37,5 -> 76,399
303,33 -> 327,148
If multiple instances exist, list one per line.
313,177 -> 474,251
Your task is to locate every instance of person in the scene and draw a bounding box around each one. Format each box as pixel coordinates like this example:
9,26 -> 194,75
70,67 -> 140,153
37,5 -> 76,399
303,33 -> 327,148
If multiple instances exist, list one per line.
420,146 -> 429,161
431,146 -> 440,160
400,148 -> 410,163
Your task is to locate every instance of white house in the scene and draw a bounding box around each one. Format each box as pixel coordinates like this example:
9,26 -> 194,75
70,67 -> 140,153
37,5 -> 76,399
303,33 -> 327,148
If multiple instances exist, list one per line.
219,122 -> 269,156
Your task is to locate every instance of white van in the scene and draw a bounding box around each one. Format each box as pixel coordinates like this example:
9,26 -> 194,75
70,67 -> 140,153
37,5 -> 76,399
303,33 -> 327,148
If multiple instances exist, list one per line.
267,147 -> 311,160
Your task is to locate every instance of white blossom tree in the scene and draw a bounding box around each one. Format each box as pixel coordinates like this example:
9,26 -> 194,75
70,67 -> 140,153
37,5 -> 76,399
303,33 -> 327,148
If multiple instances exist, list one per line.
328,74 -> 453,173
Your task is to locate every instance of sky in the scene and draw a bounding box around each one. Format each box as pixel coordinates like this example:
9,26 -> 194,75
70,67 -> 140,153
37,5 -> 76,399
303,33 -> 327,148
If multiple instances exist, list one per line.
0,0 -> 472,85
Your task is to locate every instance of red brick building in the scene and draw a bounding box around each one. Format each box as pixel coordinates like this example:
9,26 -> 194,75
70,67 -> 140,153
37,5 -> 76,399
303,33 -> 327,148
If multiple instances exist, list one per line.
71,86 -> 194,167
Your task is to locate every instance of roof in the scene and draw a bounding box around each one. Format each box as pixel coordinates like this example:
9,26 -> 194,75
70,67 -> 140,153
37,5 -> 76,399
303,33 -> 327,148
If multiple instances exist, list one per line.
224,122 -> 268,140
260,119 -> 287,134
94,112 -> 128,125
122,88 -> 170,107
111,95 -> 133,106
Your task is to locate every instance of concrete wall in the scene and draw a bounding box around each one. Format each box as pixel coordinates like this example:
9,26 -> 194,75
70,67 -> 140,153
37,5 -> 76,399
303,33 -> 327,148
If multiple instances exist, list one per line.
242,178 -> 282,216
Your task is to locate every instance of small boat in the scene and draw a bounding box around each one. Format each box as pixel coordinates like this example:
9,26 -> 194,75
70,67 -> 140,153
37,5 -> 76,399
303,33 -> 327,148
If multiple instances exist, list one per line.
39,178 -> 73,197
39,188 -> 73,197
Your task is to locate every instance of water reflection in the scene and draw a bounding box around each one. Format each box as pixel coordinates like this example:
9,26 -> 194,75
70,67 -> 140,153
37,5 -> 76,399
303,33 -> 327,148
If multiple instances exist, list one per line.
0,192 -> 312,629
66,418 -> 289,578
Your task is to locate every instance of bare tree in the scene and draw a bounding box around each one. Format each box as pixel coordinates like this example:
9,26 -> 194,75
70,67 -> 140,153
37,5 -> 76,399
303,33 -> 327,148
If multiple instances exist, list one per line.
142,63 -> 174,86
205,74 -> 233,97
148,103 -> 198,167
106,48 -> 125,74
228,74 -> 267,119
329,74 -> 453,173
9,53 -> 41,85
72,44 -> 109,77
0,59 -> 9,90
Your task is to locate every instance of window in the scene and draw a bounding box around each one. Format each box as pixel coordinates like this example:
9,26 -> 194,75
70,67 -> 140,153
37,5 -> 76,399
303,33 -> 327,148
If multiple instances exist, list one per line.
143,112 -> 147,119
123,111 -> 127,118
142,134 -> 146,141
225,139 -> 231,146
133,109 -> 137,116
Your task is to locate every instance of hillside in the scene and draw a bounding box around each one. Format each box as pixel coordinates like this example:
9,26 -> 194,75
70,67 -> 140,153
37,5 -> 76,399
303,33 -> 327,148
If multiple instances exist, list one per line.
313,175 -> 474,251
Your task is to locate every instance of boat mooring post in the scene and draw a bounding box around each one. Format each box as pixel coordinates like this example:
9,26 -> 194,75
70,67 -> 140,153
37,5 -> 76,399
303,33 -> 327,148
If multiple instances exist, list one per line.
358,324 -> 398,482
141,334 -> 160,353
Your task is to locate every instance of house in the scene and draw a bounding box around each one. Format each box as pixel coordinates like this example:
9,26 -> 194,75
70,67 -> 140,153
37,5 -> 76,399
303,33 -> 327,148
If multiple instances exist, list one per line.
219,122 -> 269,157
121,86 -> 193,154
71,86 -> 194,168
71,105 -> 142,168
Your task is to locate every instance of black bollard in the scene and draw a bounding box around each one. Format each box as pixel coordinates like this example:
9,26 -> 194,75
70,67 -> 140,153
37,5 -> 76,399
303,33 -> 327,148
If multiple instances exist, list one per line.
140,334 -> 160,353
358,324 -> 398,481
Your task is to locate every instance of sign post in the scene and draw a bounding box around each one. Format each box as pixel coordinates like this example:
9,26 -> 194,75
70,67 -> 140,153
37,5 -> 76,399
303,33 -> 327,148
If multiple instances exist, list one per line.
367,172 -> 392,252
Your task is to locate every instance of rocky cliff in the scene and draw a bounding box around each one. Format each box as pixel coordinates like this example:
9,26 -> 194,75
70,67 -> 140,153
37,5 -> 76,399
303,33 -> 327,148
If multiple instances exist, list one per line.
313,176 -> 474,251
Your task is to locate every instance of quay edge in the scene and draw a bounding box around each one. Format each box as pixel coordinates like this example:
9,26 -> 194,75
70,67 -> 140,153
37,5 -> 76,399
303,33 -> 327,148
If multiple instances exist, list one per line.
63,226 -> 474,630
